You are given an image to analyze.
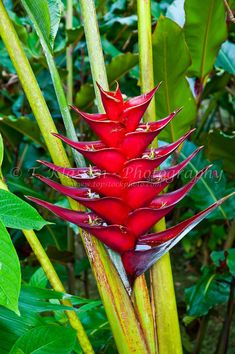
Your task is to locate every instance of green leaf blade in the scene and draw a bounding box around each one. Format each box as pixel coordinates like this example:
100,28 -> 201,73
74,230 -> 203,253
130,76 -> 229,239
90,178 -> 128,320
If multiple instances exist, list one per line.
21,0 -> 51,50
0,190 -> 50,230
9,325 -> 76,354
184,0 -> 227,78
0,220 -> 21,314
152,16 -> 196,142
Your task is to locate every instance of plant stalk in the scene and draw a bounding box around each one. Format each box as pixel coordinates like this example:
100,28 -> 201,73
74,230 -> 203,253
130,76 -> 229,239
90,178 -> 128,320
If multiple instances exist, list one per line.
79,0 -> 109,111
66,0 -> 74,105
137,1 -> 182,353
40,36 -> 85,168
0,2 -> 149,352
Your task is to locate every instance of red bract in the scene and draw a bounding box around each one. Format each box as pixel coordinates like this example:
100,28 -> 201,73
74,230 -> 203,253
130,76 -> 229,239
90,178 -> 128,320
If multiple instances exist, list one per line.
28,83 -> 229,279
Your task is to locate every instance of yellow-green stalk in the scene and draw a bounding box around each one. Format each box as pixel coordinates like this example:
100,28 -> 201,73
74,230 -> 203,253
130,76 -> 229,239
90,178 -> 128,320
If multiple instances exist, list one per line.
137,1 -> 182,353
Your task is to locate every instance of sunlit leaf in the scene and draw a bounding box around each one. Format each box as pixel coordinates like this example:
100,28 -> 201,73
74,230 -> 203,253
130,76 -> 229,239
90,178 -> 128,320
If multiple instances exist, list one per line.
0,190 -> 50,230
9,325 -> 76,354
0,220 -> 20,314
21,0 -> 63,51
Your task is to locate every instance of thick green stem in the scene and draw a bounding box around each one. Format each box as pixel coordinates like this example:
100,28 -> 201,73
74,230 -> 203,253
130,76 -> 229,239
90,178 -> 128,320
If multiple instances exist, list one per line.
137,1 -> 182,353
79,0 -> 109,111
41,36 -> 85,167
0,2 -> 149,353
66,0 -> 73,105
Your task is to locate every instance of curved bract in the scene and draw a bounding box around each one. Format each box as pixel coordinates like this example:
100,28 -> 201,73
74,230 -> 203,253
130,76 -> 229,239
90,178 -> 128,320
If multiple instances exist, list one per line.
28,83 -> 229,279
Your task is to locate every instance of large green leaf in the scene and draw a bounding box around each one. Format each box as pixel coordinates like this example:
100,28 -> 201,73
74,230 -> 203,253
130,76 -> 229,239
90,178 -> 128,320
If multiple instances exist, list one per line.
185,267 -> 230,317
9,325 -> 76,354
215,41 -> 235,75
0,220 -> 20,314
152,16 -> 196,142
21,0 -> 63,51
0,190 -> 49,230
75,53 -> 139,109
184,0 -> 227,78
0,116 -> 46,148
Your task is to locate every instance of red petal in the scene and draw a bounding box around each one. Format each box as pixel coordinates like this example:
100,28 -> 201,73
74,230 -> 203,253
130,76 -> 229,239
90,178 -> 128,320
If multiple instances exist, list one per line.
38,160 -> 122,197
127,206 -> 173,237
126,166 -> 210,236
124,181 -> 169,209
150,166 -> 211,208
120,110 -> 179,159
34,174 -> 129,225
75,174 -> 123,197
138,198 -> 228,247
124,146 -> 203,208
123,195 -> 233,277
152,146 -> 203,181
122,130 -> 194,183
72,106 -> 125,147
27,196 -> 135,253
52,133 -> 126,173
123,85 -> 161,131
122,158 -> 164,183
97,82 -> 124,120
147,128 -> 195,159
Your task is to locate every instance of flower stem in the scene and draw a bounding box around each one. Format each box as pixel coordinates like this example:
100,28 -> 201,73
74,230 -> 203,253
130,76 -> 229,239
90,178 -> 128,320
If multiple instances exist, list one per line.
79,0 -> 109,111
137,1 -> 182,353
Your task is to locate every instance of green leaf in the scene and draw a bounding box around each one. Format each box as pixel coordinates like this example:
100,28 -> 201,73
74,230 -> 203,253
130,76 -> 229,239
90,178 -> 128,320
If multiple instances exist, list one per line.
0,116 -> 46,149
0,220 -> 21,314
106,53 -> 139,85
152,16 -> 196,142
205,130 -> 235,175
185,267 -> 231,317
0,190 -> 50,230
29,268 -> 48,288
21,0 -> 63,51
215,41 -> 235,75
211,250 -> 225,267
9,325 -> 76,354
212,249 -> 235,276
75,53 -> 139,109
180,141 -> 235,220
47,0 -> 63,47
184,0 -> 227,78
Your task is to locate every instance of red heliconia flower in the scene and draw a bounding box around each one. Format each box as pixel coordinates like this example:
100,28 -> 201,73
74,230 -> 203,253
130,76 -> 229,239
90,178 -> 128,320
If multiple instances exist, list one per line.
28,83 -> 230,279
